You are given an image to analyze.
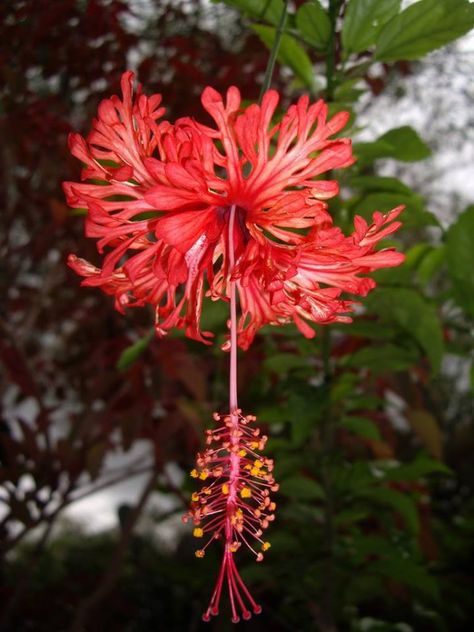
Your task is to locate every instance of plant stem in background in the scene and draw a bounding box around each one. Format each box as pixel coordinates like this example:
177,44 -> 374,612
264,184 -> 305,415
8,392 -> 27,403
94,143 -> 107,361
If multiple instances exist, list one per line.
320,2 -> 341,629
259,0 -> 288,101
325,0 -> 341,101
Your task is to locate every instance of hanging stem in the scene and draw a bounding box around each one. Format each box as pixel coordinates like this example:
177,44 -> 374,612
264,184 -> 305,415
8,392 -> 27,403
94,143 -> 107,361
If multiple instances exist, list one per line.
228,204 -> 238,411
259,0 -> 289,102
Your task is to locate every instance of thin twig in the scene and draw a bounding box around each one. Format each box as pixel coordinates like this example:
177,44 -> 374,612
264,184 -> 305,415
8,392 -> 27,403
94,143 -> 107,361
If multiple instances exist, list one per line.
259,0 -> 288,102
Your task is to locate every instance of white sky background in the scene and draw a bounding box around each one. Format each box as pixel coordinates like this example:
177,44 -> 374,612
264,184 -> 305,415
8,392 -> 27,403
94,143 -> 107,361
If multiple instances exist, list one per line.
10,1 -> 472,536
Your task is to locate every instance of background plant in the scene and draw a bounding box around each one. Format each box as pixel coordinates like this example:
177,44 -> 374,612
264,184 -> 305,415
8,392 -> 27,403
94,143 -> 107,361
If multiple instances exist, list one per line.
1,1 -> 473,630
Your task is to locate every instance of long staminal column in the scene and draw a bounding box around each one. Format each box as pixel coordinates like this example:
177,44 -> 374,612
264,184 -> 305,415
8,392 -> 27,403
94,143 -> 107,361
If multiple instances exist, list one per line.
184,205 -> 278,623
184,411 -> 277,622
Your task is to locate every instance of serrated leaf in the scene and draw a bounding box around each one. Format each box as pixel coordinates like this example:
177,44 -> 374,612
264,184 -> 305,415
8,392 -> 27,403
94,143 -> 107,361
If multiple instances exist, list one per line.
375,0 -> 474,62
280,475 -> 325,500
445,205 -> 474,317
381,455 -> 452,481
355,126 -> 431,163
357,487 -> 419,533
344,344 -> 419,373
296,1 -> 331,50
340,416 -> 382,441
365,288 -> 444,372
342,0 -> 400,54
252,24 -> 316,90
116,330 -> 154,370
378,126 -> 432,161
369,557 -> 439,598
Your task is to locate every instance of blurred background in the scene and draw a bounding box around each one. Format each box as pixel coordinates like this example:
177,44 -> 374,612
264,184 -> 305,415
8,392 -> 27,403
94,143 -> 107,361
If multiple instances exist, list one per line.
1,1 -> 473,630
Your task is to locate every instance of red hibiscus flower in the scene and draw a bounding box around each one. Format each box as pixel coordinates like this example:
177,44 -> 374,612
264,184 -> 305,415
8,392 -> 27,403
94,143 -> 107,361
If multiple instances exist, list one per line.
65,72 -> 404,348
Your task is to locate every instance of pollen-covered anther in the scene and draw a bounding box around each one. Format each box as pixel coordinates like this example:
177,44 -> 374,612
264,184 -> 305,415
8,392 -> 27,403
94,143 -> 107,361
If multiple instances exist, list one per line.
193,528 -> 204,538
195,549 -> 205,558
240,487 -> 252,498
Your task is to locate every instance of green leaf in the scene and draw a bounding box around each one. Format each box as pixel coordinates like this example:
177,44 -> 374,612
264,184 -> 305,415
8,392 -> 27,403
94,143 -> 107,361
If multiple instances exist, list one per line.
219,0 -> 285,26
369,557 -> 439,598
357,487 -> 419,533
445,205 -> 474,317
403,243 -> 433,270
417,246 -> 446,287
252,24 -> 316,90
344,344 -> 419,373
340,416 -> 381,441
407,409 -> 444,460
295,1 -> 331,50
365,288 -> 444,372
342,0 -> 400,54
378,126 -> 432,162
280,475 -> 325,501
116,330 -> 154,370
348,175 -> 412,195
375,0 -> 474,62
381,455 -> 452,482
355,126 -> 431,163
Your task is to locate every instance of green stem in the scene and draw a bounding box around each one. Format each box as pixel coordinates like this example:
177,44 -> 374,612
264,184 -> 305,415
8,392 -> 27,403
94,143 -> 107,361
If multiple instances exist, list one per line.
319,4 -> 341,629
259,0 -> 288,102
325,0 -> 340,101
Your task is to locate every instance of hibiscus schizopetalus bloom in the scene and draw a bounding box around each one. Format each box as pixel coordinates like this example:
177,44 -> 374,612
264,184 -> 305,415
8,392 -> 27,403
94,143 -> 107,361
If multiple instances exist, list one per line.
64,71 -> 404,349
65,72 -> 405,623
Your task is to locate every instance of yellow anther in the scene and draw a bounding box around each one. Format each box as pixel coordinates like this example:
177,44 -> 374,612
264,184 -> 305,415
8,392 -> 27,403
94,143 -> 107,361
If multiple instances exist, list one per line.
249,442 -> 259,449
250,467 -> 260,477
262,542 -> 271,551
199,470 -> 209,480
222,483 -> 229,495
254,459 -> 263,468
195,549 -> 205,558
191,492 -> 199,502
190,469 -> 199,478
229,542 -> 240,553
193,528 -> 204,538
240,487 -> 252,499
238,449 -> 247,457
203,487 -> 212,495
